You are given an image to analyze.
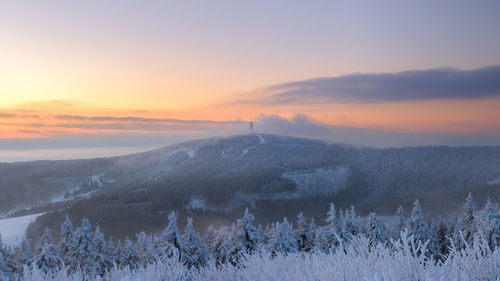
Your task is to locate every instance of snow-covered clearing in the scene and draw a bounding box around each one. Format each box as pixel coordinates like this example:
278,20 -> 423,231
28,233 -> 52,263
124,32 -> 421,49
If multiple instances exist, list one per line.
185,198 -> 207,210
0,213 -> 44,247
89,173 -> 105,187
489,177 -> 500,185
50,186 -> 81,203
283,166 -> 348,195
258,134 -> 266,144
185,166 -> 349,212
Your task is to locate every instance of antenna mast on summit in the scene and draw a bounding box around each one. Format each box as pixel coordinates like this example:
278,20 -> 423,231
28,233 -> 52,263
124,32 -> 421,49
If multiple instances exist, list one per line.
249,115 -> 254,133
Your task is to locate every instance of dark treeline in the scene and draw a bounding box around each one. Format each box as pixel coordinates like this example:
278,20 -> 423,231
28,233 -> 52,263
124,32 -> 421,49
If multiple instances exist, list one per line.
2,193 -> 500,280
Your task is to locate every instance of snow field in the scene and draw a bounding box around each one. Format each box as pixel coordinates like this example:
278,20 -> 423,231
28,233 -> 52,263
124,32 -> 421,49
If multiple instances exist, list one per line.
0,213 -> 43,247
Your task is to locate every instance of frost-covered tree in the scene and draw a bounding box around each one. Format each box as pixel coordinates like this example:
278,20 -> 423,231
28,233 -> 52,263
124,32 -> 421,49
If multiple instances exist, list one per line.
15,238 -> 32,273
58,215 -> 74,260
317,203 -> 340,253
395,205 -> 407,237
408,199 -> 437,255
39,228 -> 52,247
203,226 -> 218,254
135,232 -> 157,265
206,225 -> 235,266
295,212 -> 315,252
337,209 -> 349,243
260,223 -> 273,248
345,206 -> 360,238
455,193 -> 477,248
234,208 -> 260,255
0,235 -> 15,280
65,218 -> 100,277
267,217 -> 298,255
119,237 -> 140,271
33,228 -> 62,276
156,212 -> 187,263
366,212 -> 386,246
435,222 -> 452,259
111,239 -> 123,266
476,198 -> 500,249
183,217 -> 209,268
93,225 -> 113,275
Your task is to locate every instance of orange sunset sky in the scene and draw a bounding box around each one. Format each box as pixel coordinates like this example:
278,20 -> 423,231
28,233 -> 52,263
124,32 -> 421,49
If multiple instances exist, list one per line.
1,1 -> 500,160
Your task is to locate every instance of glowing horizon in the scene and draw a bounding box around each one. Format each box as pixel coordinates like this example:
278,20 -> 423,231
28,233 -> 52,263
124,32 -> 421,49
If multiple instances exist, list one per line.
1,0 -> 500,160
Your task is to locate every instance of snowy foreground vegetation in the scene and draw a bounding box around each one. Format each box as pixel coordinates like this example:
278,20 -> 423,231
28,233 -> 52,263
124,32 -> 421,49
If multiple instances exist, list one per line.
1,193 -> 500,280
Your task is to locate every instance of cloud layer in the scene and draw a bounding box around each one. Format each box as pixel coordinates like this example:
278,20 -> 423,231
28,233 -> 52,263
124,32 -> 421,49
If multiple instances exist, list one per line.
242,66 -> 500,104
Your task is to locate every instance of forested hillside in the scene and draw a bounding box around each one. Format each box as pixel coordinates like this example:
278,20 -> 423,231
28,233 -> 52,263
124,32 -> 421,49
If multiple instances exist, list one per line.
1,134 -> 499,241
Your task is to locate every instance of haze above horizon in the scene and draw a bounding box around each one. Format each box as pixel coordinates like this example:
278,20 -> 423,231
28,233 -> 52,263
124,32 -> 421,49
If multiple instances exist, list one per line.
2,0 -> 500,161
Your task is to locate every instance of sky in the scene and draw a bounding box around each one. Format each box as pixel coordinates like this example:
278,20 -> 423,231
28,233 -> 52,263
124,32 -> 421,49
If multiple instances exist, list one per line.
1,0 -> 500,161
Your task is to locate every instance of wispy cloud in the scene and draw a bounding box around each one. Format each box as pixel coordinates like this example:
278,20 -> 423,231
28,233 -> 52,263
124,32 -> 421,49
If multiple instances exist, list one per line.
237,66 -> 500,105
0,113 -> 17,118
53,115 -> 238,125
255,114 -> 500,147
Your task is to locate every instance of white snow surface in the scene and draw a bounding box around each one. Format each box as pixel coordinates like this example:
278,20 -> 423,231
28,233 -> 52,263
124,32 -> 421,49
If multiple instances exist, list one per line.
16,234 -> 500,281
186,198 -> 207,210
258,134 -> 266,144
243,134 -> 266,155
488,177 -> 500,185
89,173 -> 105,187
283,166 -> 348,195
49,186 -> 81,203
0,213 -> 44,247
187,148 -> 195,159
185,166 -> 349,212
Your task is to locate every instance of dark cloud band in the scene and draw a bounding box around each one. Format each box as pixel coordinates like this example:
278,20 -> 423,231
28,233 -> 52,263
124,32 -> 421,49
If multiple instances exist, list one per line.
250,65 -> 500,104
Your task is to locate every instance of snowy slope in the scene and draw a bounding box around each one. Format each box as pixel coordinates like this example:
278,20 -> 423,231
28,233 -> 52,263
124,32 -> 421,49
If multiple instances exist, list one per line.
0,213 -> 44,246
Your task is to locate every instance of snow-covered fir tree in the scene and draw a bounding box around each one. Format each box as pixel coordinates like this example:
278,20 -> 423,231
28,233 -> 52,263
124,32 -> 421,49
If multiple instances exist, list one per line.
345,205 -> 361,238
33,228 -> 62,275
203,226 -> 218,255
365,212 -> 386,246
295,212 -> 315,252
39,228 -> 52,247
408,199 -> 437,255
337,209 -> 349,243
455,193 -> 477,248
395,205 -> 407,237
435,222 -> 452,259
15,238 -> 32,273
260,223 -> 273,249
65,218 -> 100,277
0,235 -> 15,280
156,212 -> 187,263
234,208 -> 260,255
476,198 -> 500,249
58,215 -> 73,261
205,225 -> 234,266
267,217 -> 298,255
119,237 -> 140,271
183,217 -> 209,268
112,239 -> 123,266
317,203 -> 340,253
93,225 -> 113,275
135,232 -> 157,265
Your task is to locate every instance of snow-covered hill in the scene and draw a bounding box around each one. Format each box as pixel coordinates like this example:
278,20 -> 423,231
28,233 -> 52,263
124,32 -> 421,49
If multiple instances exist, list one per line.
1,134 -> 500,241
0,213 -> 44,246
